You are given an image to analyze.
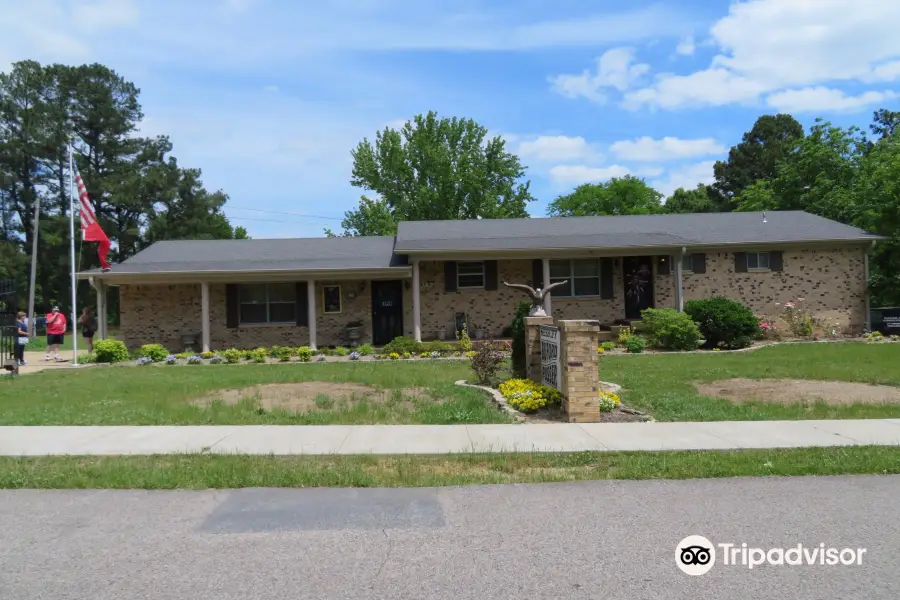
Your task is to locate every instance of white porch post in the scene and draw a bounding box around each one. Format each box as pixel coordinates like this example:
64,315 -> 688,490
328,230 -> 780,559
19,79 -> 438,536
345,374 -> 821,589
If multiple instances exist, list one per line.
412,259 -> 422,342
307,280 -> 317,350
95,282 -> 104,339
200,282 -> 210,353
675,248 -> 685,312
541,258 -> 552,315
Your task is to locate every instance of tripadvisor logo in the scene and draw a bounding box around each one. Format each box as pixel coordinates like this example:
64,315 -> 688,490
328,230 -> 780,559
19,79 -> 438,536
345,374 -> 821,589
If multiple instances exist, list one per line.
676,535 -> 867,575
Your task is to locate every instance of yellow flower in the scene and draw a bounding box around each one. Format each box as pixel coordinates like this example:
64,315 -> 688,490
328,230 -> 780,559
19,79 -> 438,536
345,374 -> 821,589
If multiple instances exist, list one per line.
389,352 -> 400,360
598,391 -> 620,412
597,347 -> 605,354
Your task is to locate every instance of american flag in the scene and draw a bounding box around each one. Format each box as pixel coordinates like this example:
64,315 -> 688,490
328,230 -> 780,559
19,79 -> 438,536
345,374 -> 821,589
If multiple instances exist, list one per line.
73,162 -> 111,271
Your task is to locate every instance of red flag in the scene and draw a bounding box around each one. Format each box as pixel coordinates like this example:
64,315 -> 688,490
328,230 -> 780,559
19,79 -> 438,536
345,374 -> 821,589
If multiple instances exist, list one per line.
74,164 -> 111,271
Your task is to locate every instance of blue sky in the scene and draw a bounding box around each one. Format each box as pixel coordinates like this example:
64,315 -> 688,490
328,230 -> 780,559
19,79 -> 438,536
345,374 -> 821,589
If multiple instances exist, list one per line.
2,0 -> 899,238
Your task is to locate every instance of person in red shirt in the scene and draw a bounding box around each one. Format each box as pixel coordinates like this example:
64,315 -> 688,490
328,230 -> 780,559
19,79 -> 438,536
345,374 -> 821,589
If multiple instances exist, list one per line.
45,306 -> 67,362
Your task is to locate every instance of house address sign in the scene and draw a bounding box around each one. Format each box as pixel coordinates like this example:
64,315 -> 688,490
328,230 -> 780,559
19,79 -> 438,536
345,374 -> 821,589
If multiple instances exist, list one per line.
540,325 -> 560,390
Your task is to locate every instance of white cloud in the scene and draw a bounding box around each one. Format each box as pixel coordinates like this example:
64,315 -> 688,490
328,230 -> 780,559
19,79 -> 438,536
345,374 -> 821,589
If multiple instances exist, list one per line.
651,161 -> 717,197
549,47 -> 650,103
548,164 -> 663,187
766,87 -> 898,113
73,0 -> 140,32
516,135 -> 601,163
558,0 -> 900,112
610,136 -> 725,162
675,36 -> 695,56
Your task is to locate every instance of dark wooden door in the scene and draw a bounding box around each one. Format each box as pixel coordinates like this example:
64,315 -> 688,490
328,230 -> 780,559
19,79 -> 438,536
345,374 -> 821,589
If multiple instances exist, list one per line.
623,256 -> 654,320
371,280 -> 404,346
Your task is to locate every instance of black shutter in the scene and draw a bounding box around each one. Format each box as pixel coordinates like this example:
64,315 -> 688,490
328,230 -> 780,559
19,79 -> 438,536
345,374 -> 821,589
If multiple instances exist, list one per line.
769,251 -> 784,272
444,261 -> 457,292
532,259 -> 543,288
295,282 -> 309,326
600,258 -> 615,299
734,252 -> 748,273
226,284 -> 239,329
692,253 -> 707,274
657,255 -> 671,276
484,260 -> 498,290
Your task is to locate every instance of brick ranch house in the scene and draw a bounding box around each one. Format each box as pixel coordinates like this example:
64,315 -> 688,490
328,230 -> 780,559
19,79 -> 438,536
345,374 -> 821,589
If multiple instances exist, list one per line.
79,211 -> 881,352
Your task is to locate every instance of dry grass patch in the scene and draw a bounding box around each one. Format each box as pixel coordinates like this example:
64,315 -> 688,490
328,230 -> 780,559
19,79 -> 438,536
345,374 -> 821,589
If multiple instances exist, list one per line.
696,378 -> 900,405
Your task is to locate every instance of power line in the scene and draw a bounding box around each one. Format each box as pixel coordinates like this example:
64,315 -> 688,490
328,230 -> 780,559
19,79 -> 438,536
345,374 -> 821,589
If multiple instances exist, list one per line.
226,215 -> 335,225
227,206 -> 343,221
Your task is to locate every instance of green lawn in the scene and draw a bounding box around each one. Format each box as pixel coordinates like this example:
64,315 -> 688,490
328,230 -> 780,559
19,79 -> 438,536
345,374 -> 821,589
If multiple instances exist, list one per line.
602,343 -> 900,421
0,361 -> 511,426
3,446 -> 900,489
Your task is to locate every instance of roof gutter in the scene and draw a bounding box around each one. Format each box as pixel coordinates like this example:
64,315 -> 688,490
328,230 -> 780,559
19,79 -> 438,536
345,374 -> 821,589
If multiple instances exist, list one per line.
77,266 -> 413,285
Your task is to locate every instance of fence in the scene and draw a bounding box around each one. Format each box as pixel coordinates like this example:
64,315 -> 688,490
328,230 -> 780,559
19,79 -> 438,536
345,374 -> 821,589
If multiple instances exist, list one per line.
0,278 -> 17,373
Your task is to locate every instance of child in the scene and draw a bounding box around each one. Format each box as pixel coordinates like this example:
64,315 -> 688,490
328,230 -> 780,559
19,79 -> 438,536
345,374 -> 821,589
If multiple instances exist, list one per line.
14,312 -> 28,366
45,306 -> 67,361
78,307 -> 97,353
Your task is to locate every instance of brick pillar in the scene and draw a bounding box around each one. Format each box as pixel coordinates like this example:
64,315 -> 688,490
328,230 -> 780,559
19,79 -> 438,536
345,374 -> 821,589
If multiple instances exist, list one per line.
524,316 -> 553,384
558,320 -> 601,423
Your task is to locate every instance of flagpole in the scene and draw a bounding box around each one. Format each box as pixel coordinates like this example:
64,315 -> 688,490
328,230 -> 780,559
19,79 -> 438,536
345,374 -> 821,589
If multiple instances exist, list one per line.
68,144 -> 78,366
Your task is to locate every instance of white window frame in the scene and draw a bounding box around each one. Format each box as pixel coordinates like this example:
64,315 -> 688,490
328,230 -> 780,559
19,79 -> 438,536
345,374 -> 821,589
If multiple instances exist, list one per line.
238,283 -> 296,325
746,251 -> 771,272
548,259 -> 602,298
681,254 -> 693,273
457,261 -> 485,290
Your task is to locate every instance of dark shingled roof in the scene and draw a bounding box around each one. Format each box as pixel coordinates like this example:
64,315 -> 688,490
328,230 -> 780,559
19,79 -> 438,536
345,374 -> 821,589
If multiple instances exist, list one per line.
393,211 -> 881,252
95,236 -> 407,274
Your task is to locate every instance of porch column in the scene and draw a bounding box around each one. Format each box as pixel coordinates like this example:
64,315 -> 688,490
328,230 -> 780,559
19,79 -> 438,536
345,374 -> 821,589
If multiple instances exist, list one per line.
307,280 -> 317,350
541,258 -> 552,315
675,248 -> 685,312
200,282 -> 210,353
95,282 -> 105,340
412,259 -> 422,342
99,283 -> 108,339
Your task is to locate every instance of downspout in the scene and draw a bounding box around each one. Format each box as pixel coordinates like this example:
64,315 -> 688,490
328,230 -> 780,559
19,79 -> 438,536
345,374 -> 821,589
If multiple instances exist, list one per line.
865,240 -> 876,332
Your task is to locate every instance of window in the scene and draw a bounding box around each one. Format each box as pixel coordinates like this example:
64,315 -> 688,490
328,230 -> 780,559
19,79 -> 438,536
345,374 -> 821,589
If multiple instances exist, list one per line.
323,285 -> 342,314
239,283 -> 296,324
548,259 -> 602,297
457,261 -> 485,289
746,252 -> 771,271
681,254 -> 694,273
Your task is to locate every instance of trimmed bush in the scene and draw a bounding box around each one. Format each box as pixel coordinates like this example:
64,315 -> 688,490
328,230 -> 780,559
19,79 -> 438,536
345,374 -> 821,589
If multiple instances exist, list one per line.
271,346 -> 293,362
685,297 -> 760,349
357,343 -> 374,356
93,339 -> 129,363
333,346 -> 350,357
383,336 -> 419,355
510,301 -> 532,377
296,346 -> 313,362
139,343 -> 169,362
640,308 -> 703,351
249,348 -> 268,363
221,348 -> 243,364
600,341 -> 616,352
625,335 -> 646,354
200,351 -> 215,359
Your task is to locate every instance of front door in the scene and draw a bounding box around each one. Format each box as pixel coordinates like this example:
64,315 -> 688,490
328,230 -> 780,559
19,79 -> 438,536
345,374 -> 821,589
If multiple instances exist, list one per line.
623,256 -> 654,320
371,280 -> 404,346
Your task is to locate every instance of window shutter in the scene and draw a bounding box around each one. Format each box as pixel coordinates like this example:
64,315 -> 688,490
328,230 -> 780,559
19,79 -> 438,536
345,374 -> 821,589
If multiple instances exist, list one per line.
444,261 -> 457,292
734,252 -> 748,273
484,260 -> 498,290
532,259 -> 543,289
692,253 -> 707,274
770,251 -> 784,272
657,256 -> 671,276
600,258 -> 615,299
295,282 -> 309,326
226,284 -> 239,329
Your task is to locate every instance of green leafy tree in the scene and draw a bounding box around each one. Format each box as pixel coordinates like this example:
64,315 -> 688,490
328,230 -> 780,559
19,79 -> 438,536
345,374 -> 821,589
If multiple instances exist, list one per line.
664,184 -> 715,213
713,114 -> 805,210
548,176 -> 663,217
232,226 -> 249,239
334,111 -> 533,235
870,109 -> 900,140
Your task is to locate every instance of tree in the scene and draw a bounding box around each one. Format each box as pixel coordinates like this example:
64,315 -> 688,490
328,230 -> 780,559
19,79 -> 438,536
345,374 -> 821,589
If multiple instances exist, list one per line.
870,109 -> 900,140
232,226 -> 249,239
547,176 -> 662,217
664,184 -> 715,214
713,114 -> 805,210
333,111 -> 533,235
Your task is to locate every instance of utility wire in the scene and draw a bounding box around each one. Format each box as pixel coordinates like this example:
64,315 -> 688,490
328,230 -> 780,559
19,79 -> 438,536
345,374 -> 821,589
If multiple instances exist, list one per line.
226,206 -> 343,220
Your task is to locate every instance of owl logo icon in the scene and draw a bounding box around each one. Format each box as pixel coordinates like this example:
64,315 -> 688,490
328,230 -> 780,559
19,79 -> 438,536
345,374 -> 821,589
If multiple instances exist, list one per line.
676,536 -> 716,575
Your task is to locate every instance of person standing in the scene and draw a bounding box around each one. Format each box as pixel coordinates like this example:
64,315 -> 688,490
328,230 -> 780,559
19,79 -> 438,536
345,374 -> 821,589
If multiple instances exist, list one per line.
14,311 -> 28,367
45,306 -> 67,361
78,307 -> 97,353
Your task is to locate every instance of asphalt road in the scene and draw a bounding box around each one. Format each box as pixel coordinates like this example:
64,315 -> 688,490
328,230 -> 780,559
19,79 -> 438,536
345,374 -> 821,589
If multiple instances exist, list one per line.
2,476 -> 898,599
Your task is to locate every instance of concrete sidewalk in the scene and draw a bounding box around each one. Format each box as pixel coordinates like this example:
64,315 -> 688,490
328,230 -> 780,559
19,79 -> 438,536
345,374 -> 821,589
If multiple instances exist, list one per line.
2,419 -> 900,456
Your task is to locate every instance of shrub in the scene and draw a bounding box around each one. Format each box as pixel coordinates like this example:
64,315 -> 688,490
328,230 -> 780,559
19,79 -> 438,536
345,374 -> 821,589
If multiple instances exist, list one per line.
419,351 -> 429,358
383,336 -> 419,355
136,357 -> 154,366
685,297 -> 760,349
93,339 -> 129,363
164,354 -> 178,365
296,346 -> 313,362
221,348 -> 243,364
625,335 -> 646,354
389,352 -> 400,360
333,346 -> 350,357
187,355 -> 203,365
469,341 -> 505,385
240,349 -> 255,360
174,352 -> 190,360
422,340 -> 455,355
249,348 -> 268,363
200,351 -> 215,359
616,327 -> 634,346
349,351 -> 361,360
456,326 -> 473,352
209,355 -> 224,364
139,343 -> 169,362
598,391 -> 621,412
498,379 -> 560,413
357,343 -> 374,356
271,346 -> 293,362
509,301 -> 532,377
640,308 -> 703,351
600,341 -> 616,352
782,300 -> 815,337
77,352 -> 96,364
402,351 -> 412,359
